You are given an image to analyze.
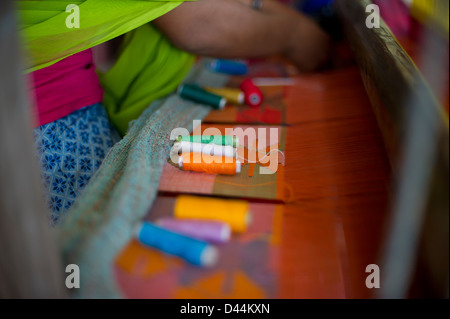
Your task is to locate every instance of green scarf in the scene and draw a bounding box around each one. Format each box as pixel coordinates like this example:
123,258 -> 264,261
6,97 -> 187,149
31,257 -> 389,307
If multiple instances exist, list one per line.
18,0 -> 197,135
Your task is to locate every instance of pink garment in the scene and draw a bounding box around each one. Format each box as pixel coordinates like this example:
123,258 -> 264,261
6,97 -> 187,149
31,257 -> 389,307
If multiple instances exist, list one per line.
29,49 -> 104,127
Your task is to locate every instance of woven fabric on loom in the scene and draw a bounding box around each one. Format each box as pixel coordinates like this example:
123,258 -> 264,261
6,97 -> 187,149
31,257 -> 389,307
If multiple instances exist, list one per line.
57,63 -> 228,298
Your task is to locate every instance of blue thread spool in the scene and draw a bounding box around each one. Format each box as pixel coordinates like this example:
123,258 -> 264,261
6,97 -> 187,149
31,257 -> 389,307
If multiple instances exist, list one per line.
136,222 -> 219,267
209,59 -> 248,75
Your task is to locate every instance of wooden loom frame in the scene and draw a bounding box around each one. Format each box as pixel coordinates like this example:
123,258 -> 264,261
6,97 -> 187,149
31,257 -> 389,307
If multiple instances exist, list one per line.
0,0 -> 447,298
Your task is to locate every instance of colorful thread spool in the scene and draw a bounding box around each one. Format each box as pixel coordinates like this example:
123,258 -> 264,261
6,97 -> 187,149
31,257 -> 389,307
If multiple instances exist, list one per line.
239,78 -> 264,107
177,135 -> 239,148
209,59 -> 248,75
157,218 -> 231,244
178,84 -> 226,110
176,141 -> 236,158
204,87 -> 245,105
136,222 -> 218,267
179,152 -> 241,175
174,195 -> 251,233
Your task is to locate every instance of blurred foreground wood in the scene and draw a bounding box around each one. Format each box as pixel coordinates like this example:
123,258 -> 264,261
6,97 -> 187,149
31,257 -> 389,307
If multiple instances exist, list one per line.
0,0 -> 65,298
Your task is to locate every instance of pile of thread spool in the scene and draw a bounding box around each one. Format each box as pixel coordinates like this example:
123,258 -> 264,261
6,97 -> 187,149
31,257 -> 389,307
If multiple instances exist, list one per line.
175,135 -> 242,176
136,195 -> 251,267
178,59 -> 264,109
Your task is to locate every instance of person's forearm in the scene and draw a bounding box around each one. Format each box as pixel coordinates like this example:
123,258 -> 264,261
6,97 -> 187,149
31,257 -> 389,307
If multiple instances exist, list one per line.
153,0 -> 297,59
153,0 -> 330,71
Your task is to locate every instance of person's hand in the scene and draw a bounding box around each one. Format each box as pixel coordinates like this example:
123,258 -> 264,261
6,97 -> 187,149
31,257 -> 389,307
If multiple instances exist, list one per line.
285,14 -> 332,72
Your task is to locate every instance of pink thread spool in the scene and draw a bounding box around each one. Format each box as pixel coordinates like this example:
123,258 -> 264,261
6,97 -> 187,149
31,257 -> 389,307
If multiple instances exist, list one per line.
240,78 -> 264,107
156,218 -> 231,244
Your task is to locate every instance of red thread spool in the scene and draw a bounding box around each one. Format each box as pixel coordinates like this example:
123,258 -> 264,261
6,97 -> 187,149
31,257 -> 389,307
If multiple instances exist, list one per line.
239,78 -> 264,107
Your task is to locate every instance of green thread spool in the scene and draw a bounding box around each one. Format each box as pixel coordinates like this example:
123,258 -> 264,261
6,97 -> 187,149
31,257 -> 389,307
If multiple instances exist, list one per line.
177,135 -> 239,148
178,84 -> 226,110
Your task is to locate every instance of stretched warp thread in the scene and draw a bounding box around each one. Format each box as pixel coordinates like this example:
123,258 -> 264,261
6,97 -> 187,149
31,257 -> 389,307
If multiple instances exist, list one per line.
18,1 -> 198,135
57,96 -> 209,298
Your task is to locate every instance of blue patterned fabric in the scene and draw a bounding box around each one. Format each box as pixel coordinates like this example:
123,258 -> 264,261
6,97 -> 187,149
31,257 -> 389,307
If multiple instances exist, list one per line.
33,103 -> 121,224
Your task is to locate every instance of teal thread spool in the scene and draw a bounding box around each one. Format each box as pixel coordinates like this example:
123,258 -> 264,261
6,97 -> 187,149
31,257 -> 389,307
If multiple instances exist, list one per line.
178,84 -> 226,110
177,135 -> 239,148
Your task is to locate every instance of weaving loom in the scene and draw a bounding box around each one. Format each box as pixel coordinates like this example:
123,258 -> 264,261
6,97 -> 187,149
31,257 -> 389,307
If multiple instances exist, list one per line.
0,0 -> 448,300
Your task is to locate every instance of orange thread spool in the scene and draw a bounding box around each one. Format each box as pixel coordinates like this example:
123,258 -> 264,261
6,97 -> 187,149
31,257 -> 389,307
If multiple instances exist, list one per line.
179,153 -> 241,175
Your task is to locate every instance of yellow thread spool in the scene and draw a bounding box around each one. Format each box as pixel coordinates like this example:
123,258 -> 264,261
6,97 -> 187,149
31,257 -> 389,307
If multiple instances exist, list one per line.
204,87 -> 245,105
174,195 -> 250,233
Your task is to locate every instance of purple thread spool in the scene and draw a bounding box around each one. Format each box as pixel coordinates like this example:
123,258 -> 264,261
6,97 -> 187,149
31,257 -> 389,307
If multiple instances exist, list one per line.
156,218 -> 231,244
